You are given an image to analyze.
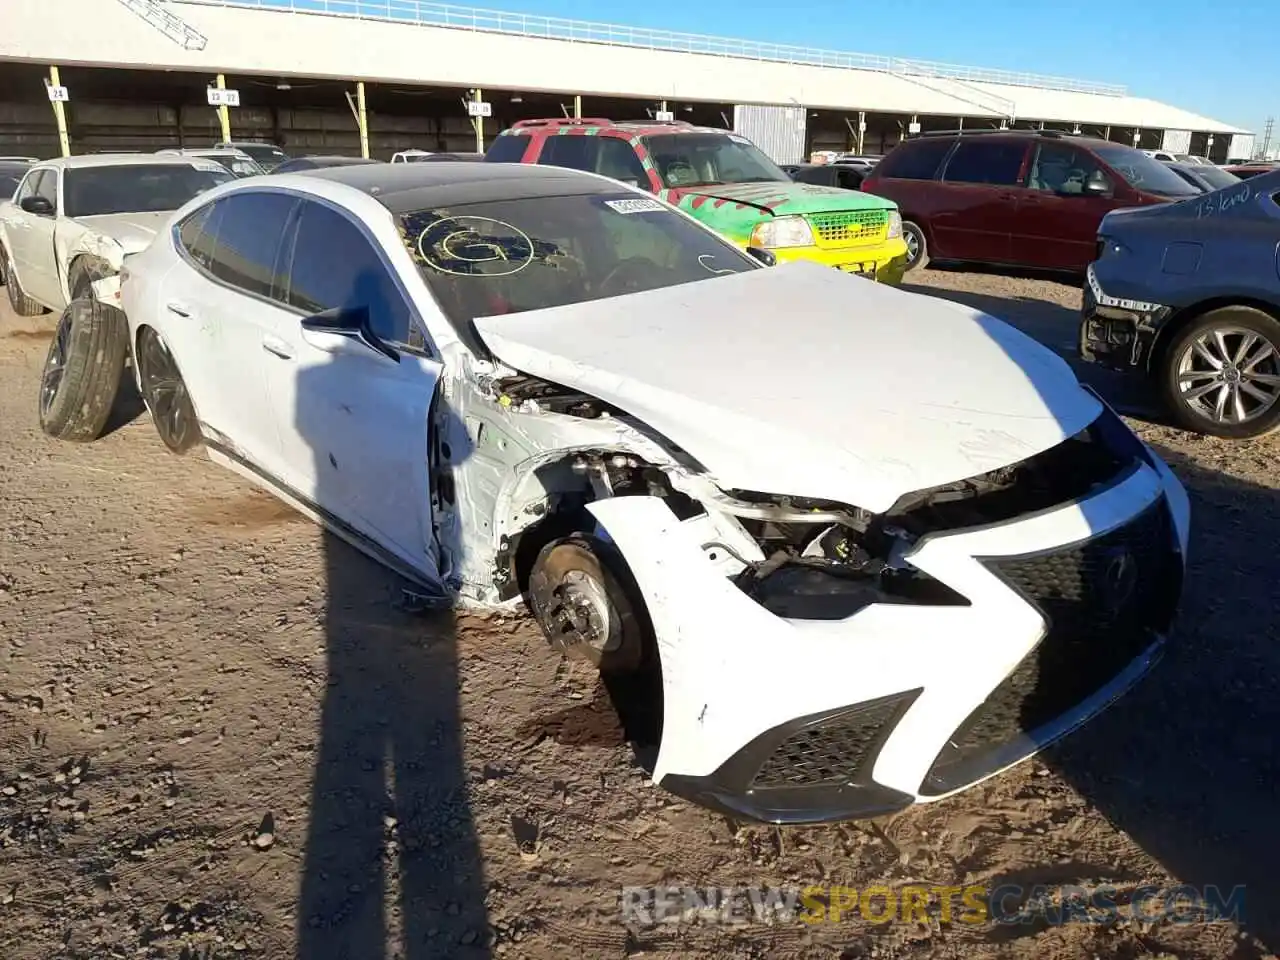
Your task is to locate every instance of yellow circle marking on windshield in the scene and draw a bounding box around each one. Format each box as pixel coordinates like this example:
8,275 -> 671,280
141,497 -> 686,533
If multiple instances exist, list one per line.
417,215 -> 535,277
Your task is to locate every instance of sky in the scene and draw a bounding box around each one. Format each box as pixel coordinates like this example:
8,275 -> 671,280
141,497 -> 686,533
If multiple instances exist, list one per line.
478,0 -> 1278,137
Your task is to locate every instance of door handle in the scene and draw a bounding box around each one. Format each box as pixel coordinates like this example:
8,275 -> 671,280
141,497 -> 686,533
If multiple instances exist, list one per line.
166,302 -> 191,317
262,334 -> 294,359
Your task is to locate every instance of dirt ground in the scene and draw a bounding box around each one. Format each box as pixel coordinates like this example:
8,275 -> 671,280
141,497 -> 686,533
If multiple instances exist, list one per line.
2,268 -> 1278,960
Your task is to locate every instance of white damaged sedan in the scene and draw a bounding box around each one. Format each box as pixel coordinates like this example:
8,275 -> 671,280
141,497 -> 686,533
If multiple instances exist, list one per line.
110,162 -> 1190,824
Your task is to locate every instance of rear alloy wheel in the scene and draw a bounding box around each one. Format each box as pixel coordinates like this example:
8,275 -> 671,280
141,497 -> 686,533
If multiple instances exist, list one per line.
527,534 -> 649,676
902,221 -> 928,272
137,327 -> 202,454
4,246 -> 47,316
38,299 -> 129,442
1161,306 -> 1280,439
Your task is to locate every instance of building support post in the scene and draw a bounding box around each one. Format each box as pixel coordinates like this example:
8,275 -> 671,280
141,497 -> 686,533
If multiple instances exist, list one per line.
574,94 -> 582,119
1104,124 -> 1111,141
472,88 -> 484,154
957,116 -> 964,132
356,81 -> 369,159
215,73 -> 231,143
857,110 -> 866,154
49,65 -> 70,157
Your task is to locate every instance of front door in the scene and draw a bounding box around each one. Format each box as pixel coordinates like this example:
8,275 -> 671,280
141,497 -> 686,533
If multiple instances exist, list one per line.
1015,141 -> 1120,271
262,198 -> 443,584
6,168 -> 62,307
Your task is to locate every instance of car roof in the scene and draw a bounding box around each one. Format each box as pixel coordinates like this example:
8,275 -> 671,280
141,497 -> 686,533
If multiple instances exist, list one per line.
904,130 -> 1116,150
297,160 -> 625,212
506,118 -> 730,138
32,154 -> 214,170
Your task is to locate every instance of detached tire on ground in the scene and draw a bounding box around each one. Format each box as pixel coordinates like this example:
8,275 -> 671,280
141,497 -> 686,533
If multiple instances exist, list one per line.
3,245 -> 48,316
1160,305 -> 1280,440
38,298 -> 129,442
902,221 -> 928,272
527,533 -> 650,676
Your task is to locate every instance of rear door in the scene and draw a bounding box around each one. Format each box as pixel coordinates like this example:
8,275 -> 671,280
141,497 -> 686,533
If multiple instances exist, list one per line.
931,138 -> 1028,263
1015,141 -> 1121,271
261,197 -> 444,583
162,190 -> 297,475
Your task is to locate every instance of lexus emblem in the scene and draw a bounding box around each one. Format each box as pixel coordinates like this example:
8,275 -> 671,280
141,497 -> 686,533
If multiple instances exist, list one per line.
1101,547 -> 1138,613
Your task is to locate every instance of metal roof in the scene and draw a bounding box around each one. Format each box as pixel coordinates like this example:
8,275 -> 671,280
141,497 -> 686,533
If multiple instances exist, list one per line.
3,0 -> 1250,136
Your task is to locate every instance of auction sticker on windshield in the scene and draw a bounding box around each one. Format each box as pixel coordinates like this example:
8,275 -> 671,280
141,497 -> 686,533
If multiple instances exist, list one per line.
604,198 -> 665,215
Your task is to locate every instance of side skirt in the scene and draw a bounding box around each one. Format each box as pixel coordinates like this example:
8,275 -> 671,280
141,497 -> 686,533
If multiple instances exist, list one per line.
202,435 -> 453,608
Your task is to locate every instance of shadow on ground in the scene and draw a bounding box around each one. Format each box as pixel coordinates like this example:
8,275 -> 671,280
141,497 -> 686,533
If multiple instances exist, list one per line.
977,443 -> 1280,953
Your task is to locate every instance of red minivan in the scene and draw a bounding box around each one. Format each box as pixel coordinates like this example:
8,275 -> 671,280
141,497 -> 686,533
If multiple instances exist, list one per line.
861,130 -> 1201,274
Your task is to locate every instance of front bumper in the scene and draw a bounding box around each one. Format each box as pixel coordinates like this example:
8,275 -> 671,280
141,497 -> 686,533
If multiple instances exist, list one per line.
770,237 -> 910,286
1078,263 -> 1172,371
587,455 -> 1190,825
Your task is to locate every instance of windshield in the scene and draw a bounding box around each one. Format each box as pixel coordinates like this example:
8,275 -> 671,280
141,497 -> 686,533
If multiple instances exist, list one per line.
1192,165 -> 1241,191
208,154 -> 263,177
64,164 -> 234,217
1093,145 -> 1200,198
234,144 -> 288,169
401,191 -> 756,327
642,132 -> 791,189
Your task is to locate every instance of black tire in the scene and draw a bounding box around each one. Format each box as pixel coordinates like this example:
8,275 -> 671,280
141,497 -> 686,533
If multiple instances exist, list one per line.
902,221 -> 928,272
1160,305 -> 1280,440
66,257 -> 114,303
527,533 -> 650,675
3,245 -> 48,316
0,244 -> 8,286
38,299 -> 129,442
136,326 -> 202,454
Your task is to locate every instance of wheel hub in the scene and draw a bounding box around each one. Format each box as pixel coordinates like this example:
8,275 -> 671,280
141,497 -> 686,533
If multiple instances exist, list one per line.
1177,325 -> 1280,426
547,571 -> 613,653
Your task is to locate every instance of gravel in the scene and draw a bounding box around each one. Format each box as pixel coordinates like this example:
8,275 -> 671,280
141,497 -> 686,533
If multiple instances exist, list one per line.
0,269 -> 1276,960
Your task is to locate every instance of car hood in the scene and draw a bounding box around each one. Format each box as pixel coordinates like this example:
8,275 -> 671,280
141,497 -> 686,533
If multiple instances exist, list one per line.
473,262 -> 1101,513
672,180 -> 891,215
75,212 -> 171,254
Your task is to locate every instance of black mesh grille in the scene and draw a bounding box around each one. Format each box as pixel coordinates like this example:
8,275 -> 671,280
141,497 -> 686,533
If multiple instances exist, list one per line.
751,694 -> 907,788
922,498 -> 1180,795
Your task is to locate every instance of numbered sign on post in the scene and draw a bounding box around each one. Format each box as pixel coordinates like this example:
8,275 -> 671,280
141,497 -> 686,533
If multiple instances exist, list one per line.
46,85 -> 70,103
207,88 -> 241,108
907,121 -> 922,134
655,110 -> 675,122
467,101 -> 492,118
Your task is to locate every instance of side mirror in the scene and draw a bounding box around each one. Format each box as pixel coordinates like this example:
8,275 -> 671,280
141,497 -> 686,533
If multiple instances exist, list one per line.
745,246 -> 777,267
1082,174 -> 1113,198
19,196 -> 53,216
300,306 -> 400,363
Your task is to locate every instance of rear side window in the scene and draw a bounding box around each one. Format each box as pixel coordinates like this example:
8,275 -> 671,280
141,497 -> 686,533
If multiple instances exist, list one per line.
485,134 -> 531,163
180,201 -> 225,273
876,138 -> 954,180
207,192 -> 297,298
284,200 -> 413,346
835,167 -> 864,190
942,140 -> 1028,186
537,135 -> 599,171
596,137 -> 649,186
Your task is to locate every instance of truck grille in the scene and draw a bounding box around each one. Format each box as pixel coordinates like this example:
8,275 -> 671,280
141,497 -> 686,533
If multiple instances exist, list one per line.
808,210 -> 888,247
921,498 -> 1181,795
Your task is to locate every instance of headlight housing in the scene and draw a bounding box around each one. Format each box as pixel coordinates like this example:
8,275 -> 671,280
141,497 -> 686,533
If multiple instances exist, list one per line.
886,210 -> 903,240
750,215 -> 813,249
